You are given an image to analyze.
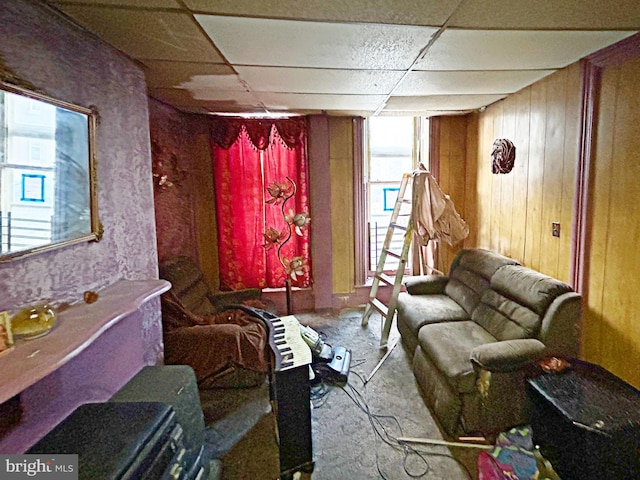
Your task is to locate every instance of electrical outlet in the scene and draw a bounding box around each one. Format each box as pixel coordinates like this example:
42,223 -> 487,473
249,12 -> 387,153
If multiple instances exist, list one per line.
552,222 -> 561,238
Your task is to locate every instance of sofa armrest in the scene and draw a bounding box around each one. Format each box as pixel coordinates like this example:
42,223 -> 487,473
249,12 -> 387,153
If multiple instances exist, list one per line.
470,339 -> 546,373
539,291 -> 581,358
404,275 -> 449,295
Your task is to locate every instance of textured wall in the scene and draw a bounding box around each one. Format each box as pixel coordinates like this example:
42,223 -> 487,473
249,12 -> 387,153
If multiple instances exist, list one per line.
0,0 -> 162,363
149,98 -> 202,264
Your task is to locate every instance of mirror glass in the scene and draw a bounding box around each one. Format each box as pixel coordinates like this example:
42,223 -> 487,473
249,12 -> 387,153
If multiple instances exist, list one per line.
0,83 -> 99,261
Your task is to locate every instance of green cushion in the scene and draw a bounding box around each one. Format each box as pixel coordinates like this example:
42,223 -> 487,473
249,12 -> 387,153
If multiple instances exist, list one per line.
417,321 -> 497,393
397,292 -> 469,340
444,249 -> 519,315
472,289 -> 541,341
491,265 -> 572,315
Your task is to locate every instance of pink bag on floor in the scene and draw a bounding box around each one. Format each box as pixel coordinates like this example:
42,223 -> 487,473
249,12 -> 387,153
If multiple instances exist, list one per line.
477,426 -> 539,480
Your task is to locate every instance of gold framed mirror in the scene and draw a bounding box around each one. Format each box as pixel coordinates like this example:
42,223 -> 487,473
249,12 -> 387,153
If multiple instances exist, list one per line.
0,82 -> 100,262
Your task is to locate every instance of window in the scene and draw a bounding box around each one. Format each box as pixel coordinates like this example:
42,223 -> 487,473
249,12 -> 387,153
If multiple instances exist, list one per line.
1,93 -> 57,252
364,116 -> 429,278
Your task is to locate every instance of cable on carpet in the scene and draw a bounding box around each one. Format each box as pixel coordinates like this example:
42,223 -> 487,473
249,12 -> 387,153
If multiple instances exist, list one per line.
310,358 -> 366,409
331,370 -> 473,480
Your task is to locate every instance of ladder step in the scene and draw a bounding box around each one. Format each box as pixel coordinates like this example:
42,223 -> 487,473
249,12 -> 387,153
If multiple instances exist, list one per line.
369,298 -> 388,317
375,272 -> 395,285
390,223 -> 408,231
367,172 -> 413,348
383,249 -> 402,259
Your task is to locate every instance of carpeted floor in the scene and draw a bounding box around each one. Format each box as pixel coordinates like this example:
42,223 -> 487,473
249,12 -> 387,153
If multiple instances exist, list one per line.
201,308 -> 483,480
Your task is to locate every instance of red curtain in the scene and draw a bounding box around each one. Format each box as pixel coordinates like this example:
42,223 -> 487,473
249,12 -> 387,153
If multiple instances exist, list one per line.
211,118 -> 311,290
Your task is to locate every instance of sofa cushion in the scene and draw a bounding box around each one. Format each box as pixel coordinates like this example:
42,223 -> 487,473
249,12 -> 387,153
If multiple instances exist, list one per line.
445,249 -> 519,315
397,292 -> 469,339
491,265 -> 572,316
472,289 -> 541,341
418,321 -> 497,393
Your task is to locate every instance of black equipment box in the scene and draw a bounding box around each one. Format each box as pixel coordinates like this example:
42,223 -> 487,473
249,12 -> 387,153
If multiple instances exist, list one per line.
28,402 -> 185,480
526,359 -> 640,480
109,365 -> 212,480
110,366 -> 205,451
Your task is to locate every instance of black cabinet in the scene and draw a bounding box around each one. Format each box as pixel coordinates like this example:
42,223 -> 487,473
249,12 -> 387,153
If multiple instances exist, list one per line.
527,359 -> 640,480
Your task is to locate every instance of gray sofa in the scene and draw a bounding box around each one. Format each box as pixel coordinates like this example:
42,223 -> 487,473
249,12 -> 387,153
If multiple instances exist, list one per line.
397,248 -> 581,438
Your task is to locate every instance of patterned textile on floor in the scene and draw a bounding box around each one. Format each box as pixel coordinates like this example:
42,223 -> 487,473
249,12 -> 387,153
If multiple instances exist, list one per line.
477,426 -> 539,480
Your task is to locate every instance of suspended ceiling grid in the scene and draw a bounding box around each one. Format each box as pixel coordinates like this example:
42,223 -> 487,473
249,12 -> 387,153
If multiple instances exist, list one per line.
48,0 -> 640,116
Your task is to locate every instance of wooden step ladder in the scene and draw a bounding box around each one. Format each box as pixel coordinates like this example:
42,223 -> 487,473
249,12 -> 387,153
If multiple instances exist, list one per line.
362,173 -> 413,348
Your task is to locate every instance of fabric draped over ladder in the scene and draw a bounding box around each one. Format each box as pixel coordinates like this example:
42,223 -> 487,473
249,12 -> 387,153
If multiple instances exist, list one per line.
211,116 -> 311,291
411,167 -> 469,247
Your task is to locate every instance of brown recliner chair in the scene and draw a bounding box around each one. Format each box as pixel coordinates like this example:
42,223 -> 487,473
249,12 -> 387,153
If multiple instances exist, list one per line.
158,256 -> 274,389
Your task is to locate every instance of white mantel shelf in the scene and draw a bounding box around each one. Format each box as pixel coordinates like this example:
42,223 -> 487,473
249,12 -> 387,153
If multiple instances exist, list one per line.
0,279 -> 170,405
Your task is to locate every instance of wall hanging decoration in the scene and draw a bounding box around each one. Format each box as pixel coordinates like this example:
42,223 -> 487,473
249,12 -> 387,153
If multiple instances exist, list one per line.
491,138 -> 516,174
263,176 -> 310,314
151,139 -> 182,190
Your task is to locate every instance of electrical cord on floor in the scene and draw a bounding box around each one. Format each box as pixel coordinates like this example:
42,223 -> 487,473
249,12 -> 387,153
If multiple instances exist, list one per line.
310,382 -> 333,408
310,357 -> 366,409
332,370 -> 473,480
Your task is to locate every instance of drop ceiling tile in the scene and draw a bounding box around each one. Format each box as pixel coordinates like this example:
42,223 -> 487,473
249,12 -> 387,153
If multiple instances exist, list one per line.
53,0 -> 180,7
450,0 -> 640,29
235,66 -> 404,95
183,87 -> 256,102
395,69 -> 555,95
186,0 -> 459,26
178,74 -> 249,93
416,29 -> 637,70
323,109 -> 378,117
196,15 -> 438,69
55,6 -> 224,62
385,94 -> 506,111
256,93 -> 386,112
149,88 -> 262,112
381,109 -> 472,117
141,61 -> 235,88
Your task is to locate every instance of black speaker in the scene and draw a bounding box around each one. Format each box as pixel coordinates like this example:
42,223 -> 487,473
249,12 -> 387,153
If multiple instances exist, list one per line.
110,365 -> 205,451
29,402 -> 182,480
110,365 -> 216,480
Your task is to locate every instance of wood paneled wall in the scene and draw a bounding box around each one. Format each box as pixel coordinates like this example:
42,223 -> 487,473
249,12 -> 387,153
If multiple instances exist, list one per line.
468,63 -> 581,284
466,53 -> 640,388
584,56 -> 640,386
329,117 -> 356,294
431,115 -> 471,273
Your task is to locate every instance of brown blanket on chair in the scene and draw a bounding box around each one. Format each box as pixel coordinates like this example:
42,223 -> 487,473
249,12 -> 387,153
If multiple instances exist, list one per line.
160,291 -> 270,386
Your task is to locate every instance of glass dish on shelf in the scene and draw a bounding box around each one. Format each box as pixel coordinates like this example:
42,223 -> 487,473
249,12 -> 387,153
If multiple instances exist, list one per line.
10,305 -> 57,340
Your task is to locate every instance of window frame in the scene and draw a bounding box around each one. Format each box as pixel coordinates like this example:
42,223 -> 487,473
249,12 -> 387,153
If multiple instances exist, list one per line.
354,116 -> 429,285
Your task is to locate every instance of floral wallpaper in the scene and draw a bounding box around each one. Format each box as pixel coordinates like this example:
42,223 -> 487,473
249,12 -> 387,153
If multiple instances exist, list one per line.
0,0 -> 162,363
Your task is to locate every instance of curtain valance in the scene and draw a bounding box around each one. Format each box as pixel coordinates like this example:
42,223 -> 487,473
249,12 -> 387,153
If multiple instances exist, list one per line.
210,116 -> 307,150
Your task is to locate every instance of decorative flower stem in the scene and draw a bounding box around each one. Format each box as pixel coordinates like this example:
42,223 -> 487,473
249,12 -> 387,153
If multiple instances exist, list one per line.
276,177 -> 296,273
264,176 -> 310,314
